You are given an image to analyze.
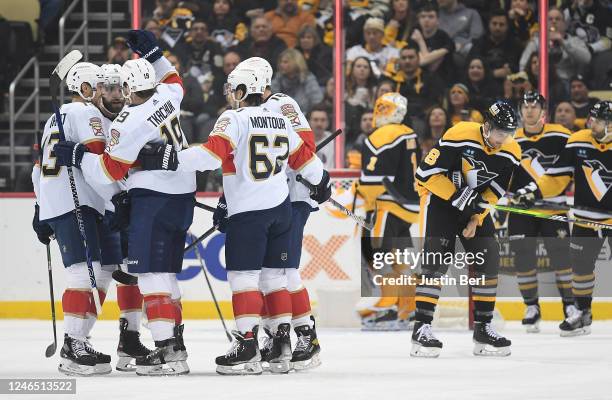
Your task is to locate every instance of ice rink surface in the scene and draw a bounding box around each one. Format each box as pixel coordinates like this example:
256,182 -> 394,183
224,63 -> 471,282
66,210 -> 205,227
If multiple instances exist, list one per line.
1,320 -> 610,400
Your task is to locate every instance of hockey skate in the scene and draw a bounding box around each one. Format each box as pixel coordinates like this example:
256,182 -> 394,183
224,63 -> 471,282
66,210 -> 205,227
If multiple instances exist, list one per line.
58,335 -> 98,376
473,322 -> 511,356
116,318 -> 152,372
397,312 -> 416,331
258,327 -> 274,372
135,325 -> 189,376
83,338 -> 112,374
267,323 -> 292,373
361,308 -> 399,331
410,322 -> 442,358
216,330 -> 262,375
522,304 -> 541,333
559,306 -> 592,337
291,324 -> 321,371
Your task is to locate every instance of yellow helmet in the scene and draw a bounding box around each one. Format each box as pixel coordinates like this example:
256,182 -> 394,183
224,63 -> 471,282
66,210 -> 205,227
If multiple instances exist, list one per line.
372,92 -> 408,128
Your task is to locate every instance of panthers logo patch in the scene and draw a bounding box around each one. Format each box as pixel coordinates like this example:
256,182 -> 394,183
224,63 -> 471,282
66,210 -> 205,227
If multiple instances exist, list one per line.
89,117 -> 105,137
280,104 -> 300,127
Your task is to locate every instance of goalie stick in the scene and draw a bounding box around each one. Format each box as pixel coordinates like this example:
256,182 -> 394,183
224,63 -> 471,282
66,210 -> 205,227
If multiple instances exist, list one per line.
44,244 -> 58,357
50,50 -> 102,314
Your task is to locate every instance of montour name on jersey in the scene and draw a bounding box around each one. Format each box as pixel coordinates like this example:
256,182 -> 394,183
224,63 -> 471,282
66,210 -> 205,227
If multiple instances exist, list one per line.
250,116 -> 286,130
146,100 -> 176,127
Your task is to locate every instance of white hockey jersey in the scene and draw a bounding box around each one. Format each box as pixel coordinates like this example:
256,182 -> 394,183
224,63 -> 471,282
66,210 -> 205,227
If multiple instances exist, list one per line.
176,106 -> 324,216
80,58 -> 196,195
263,93 -> 317,207
32,102 -> 109,220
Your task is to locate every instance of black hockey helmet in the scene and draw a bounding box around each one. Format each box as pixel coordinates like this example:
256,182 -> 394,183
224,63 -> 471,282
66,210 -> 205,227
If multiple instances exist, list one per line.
485,100 -> 518,131
521,91 -> 546,108
589,100 -> 612,121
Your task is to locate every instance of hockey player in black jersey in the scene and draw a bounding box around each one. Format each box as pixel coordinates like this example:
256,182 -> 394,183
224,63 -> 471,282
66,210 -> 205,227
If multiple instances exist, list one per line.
509,92 -> 574,333
413,101 -> 521,357
514,100 -> 612,337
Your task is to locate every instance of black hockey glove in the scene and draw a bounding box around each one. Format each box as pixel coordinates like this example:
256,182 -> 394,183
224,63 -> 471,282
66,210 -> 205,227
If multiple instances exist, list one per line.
126,29 -> 162,63
32,204 -> 54,245
450,186 -> 486,217
309,170 -> 332,204
109,191 -> 131,232
137,143 -> 178,171
511,181 -> 542,208
53,141 -> 89,168
213,195 -> 229,233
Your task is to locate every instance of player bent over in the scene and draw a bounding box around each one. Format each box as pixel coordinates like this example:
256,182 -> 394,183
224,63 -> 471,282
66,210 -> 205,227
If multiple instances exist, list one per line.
31,62 -> 113,375
413,101 -> 521,357
232,57 -> 322,370
53,30 -> 196,375
513,100 -> 612,336
136,67 -> 329,374
357,92 -> 420,331
96,64 -> 151,370
509,92 -> 574,332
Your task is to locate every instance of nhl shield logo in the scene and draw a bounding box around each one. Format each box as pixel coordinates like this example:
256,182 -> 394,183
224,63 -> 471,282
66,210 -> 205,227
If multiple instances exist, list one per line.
281,252 -> 288,261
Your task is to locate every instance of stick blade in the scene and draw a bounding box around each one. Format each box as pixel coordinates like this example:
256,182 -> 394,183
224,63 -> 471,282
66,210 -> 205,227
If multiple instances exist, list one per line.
112,269 -> 138,285
45,342 -> 57,358
52,50 -> 83,79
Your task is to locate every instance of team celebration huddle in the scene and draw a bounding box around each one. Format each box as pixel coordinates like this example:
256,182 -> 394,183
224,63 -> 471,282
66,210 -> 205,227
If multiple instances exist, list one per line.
30,27 -> 610,377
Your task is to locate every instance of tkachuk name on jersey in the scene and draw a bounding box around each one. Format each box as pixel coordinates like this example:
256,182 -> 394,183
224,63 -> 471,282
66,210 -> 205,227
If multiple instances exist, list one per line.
249,116 -> 286,130
146,100 -> 176,127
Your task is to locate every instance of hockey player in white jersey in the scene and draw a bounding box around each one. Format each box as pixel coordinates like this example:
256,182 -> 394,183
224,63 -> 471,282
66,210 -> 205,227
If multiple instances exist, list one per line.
31,62 -> 114,376
136,66 -> 331,374
96,64 -> 152,371
231,57 -> 322,370
53,30 -> 196,376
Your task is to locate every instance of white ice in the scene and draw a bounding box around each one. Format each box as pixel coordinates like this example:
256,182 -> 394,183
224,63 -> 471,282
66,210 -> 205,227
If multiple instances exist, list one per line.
1,320 -> 610,400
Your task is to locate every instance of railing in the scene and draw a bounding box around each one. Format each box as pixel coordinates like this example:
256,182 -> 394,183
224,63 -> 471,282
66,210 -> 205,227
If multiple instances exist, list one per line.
107,0 -> 113,46
8,56 -> 39,184
59,0 -> 89,103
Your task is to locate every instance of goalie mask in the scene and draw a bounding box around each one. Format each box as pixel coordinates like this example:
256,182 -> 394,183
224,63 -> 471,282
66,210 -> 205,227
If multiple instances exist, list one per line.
372,92 -> 408,128
65,62 -> 104,102
588,100 -> 612,143
121,58 -> 156,96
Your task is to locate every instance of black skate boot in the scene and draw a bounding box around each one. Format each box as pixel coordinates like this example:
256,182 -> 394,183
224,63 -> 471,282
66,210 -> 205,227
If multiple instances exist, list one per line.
397,312 -> 416,331
116,318 -> 152,372
135,325 -> 189,376
216,330 -> 262,375
473,322 -> 511,356
58,335 -> 98,376
361,308 -> 399,331
521,304 -> 541,333
258,327 -> 274,371
83,338 -> 112,375
268,323 -> 292,373
291,323 -> 321,371
560,306 -> 592,337
410,321 -> 443,358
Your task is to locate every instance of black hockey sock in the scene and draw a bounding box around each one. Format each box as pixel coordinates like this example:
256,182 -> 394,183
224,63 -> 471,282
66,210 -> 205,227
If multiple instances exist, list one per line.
555,267 -> 574,304
472,276 -> 497,323
516,269 -> 539,306
415,280 -> 441,324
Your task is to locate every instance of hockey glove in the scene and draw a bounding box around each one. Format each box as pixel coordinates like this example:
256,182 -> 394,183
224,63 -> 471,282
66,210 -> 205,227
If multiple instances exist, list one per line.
511,181 -> 542,208
450,186 -> 486,217
53,141 -> 88,168
137,143 -> 178,171
213,195 -> 229,233
32,204 -> 54,245
126,29 -> 162,63
310,170 -> 332,204
110,191 -> 131,232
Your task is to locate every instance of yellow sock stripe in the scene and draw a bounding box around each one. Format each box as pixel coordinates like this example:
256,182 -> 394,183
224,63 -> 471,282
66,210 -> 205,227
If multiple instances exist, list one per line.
472,296 -> 496,302
415,296 -> 439,305
573,274 -> 595,282
519,283 -> 539,290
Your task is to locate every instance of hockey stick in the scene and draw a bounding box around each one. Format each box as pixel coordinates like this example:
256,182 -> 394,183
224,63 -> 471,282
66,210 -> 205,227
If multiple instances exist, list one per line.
195,201 -> 216,213
190,233 -> 232,342
381,177 -> 419,206
184,225 -> 219,253
481,203 -> 612,230
44,243 -> 58,357
316,129 -> 343,152
112,268 -> 138,286
50,50 -> 102,315
296,175 -> 374,230
504,193 -> 612,216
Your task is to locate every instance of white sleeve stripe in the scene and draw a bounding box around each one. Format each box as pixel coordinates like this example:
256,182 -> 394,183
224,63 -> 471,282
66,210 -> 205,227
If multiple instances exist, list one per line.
415,167 -> 447,178
546,167 -> 574,174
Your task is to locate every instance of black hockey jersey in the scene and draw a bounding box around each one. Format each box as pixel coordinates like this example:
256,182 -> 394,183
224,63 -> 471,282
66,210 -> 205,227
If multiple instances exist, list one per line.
358,123 -> 420,224
415,121 -> 521,224
537,129 -> 612,227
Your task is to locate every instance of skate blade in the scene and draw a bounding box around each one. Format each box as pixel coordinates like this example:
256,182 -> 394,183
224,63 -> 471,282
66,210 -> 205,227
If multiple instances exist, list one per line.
361,322 -> 400,332
116,356 -> 138,372
94,363 -> 112,375
292,354 -> 321,371
58,360 -> 98,376
269,359 -> 292,374
473,342 -> 511,357
136,360 -> 190,376
524,322 -> 540,333
216,362 -> 263,376
560,326 -> 591,337
410,343 -> 441,358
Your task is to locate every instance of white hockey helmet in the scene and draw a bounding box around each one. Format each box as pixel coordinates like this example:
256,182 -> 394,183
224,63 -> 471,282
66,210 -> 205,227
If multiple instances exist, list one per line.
101,64 -> 124,86
235,57 -> 273,86
224,67 -> 267,106
65,62 -> 104,101
121,58 -> 156,95
372,92 -> 408,128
